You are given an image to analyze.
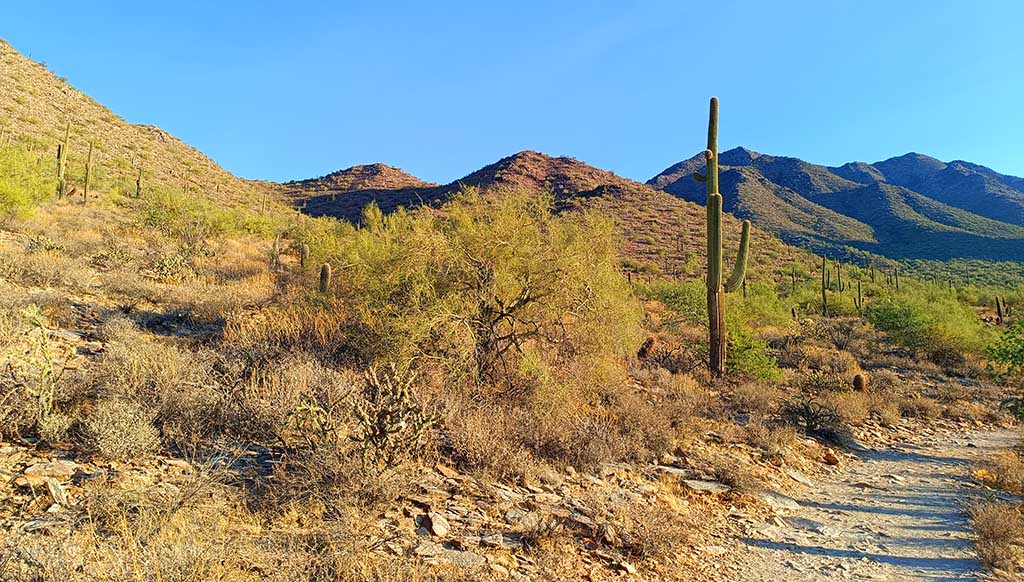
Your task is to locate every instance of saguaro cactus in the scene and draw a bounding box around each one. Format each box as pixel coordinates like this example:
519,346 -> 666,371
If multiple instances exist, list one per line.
56,121 -> 70,198
319,263 -> 332,294
82,142 -> 93,205
821,257 -> 828,316
697,97 -> 752,377
854,279 -> 863,312
135,163 -> 143,198
996,296 -> 1004,325
299,243 -> 310,268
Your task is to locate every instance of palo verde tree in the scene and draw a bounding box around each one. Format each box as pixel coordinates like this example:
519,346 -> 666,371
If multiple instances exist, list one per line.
693,97 -> 752,377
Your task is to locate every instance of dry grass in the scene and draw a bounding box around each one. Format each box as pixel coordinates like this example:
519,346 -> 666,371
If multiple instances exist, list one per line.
970,501 -> 1024,576
581,488 -> 693,563
82,397 -> 160,460
977,449 -> 1024,494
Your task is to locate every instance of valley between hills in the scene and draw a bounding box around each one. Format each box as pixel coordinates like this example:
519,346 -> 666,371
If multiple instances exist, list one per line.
1,37 -> 1023,581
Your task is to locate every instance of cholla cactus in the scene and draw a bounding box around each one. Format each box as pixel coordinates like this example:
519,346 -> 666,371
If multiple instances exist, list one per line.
351,364 -> 435,467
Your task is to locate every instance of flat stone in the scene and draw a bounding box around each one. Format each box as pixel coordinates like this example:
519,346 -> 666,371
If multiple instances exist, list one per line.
682,479 -> 731,494
787,469 -> 813,487
755,490 -> 801,511
481,532 -> 524,549
656,465 -> 693,477
24,459 -> 78,479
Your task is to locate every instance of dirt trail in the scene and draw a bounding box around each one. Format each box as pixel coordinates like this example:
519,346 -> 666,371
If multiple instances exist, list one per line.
723,427 -> 1018,581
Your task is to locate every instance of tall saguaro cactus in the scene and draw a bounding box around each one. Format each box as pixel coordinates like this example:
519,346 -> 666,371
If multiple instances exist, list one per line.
821,257 -> 828,316
56,121 -> 70,198
699,97 -> 752,377
83,142 -> 93,205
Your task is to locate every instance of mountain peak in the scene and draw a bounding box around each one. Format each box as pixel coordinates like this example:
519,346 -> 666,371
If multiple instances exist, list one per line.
293,163 -> 436,191
719,146 -> 760,166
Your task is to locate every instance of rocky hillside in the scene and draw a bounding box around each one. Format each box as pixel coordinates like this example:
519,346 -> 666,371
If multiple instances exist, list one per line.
285,150 -> 813,279
650,148 -> 1024,262
0,39 -> 270,206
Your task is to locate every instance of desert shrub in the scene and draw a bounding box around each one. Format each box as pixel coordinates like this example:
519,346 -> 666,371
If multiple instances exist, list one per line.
727,325 -> 780,380
0,145 -> 54,221
801,346 -> 859,374
745,421 -> 795,463
638,278 -> 781,379
637,279 -> 705,325
989,323 -> 1024,380
810,318 -> 858,351
712,457 -> 762,491
866,290 -> 992,355
970,501 -> 1024,574
870,369 -> 900,392
929,345 -> 968,370
83,398 -> 160,460
978,449 -> 1024,494
134,185 -> 285,244
897,395 -> 942,420
797,369 -> 848,394
38,413 -> 74,445
728,382 -> 783,416
311,189 -> 643,388
731,281 -> 794,328
781,396 -> 847,443
583,490 -> 691,562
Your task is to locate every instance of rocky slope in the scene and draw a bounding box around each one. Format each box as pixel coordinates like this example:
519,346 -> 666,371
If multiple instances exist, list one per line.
0,39 -> 270,206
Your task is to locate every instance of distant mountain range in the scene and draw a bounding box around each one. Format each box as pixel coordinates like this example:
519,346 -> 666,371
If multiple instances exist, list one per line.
649,148 -> 1024,262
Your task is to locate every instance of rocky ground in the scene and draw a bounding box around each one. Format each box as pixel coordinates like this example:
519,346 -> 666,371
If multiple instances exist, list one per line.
710,427 -> 1020,581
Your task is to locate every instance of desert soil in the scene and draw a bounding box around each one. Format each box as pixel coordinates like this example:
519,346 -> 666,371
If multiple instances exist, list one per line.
718,427 -> 1018,581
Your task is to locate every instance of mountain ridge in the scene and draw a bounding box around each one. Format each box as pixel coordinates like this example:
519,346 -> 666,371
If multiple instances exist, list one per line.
649,147 -> 1024,262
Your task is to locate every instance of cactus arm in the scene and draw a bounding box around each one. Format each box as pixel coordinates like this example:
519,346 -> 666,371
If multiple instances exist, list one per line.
692,171 -> 707,182
724,220 -> 751,293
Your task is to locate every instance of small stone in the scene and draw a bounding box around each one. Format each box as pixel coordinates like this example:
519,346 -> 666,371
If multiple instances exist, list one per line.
822,449 -> 841,466
427,512 -> 450,537
45,477 -> 68,506
537,468 -> 562,487
436,464 -> 460,479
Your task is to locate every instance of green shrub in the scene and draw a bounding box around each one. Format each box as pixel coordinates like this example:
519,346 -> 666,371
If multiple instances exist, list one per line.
135,185 -> 286,242
727,325 -> 780,380
636,279 -> 705,325
320,188 -> 644,386
989,323 -> 1024,379
865,284 -> 992,355
0,145 -> 54,221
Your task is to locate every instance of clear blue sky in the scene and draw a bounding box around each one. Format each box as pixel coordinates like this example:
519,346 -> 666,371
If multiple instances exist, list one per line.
5,1 -> 1023,183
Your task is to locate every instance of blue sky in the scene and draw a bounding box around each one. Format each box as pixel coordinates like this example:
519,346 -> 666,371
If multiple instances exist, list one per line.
5,1 -> 1023,183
